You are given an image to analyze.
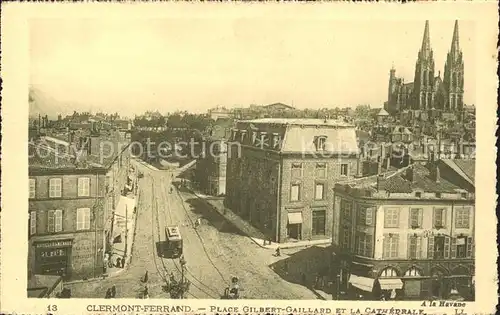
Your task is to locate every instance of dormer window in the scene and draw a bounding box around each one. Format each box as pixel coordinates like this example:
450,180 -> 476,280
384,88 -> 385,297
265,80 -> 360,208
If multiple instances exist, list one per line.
314,136 -> 327,151
240,130 -> 247,142
415,191 -> 422,198
232,129 -> 238,141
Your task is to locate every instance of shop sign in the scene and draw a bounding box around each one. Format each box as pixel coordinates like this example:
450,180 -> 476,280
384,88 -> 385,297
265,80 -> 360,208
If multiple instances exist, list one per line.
36,240 -> 73,248
40,248 -> 67,258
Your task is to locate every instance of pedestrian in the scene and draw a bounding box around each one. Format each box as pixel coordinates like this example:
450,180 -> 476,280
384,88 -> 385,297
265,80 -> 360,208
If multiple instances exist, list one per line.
143,285 -> 149,299
263,239 -> 267,246
390,289 -> 397,300
115,257 -> 121,268
105,288 -> 112,299
170,272 -> 175,283
268,237 -> 272,245
275,247 -> 281,257
120,257 -> 126,268
111,285 -> 116,298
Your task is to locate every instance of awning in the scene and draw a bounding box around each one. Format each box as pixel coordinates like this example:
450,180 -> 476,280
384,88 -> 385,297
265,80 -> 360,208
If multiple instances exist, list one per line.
349,275 -> 375,292
287,212 -> 303,224
379,278 -> 404,290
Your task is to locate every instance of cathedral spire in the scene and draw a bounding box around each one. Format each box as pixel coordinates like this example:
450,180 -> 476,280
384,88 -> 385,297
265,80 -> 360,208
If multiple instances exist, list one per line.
451,20 -> 460,54
420,20 -> 432,59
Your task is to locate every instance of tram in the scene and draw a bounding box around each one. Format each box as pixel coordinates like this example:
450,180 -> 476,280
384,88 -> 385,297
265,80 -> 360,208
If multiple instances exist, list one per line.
164,226 -> 183,258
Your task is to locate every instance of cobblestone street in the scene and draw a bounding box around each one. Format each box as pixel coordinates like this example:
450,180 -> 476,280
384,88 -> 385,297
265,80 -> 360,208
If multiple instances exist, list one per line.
65,160 -> 320,299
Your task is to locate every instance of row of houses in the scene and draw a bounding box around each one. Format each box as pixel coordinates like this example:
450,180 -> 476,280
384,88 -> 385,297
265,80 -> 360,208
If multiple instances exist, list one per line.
27,124 -> 135,290
195,117 -> 475,300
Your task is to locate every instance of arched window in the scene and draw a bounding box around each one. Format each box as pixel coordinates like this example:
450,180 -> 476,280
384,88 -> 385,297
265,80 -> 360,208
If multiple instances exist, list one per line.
423,71 -> 427,86
452,72 -> 458,88
404,267 -> 422,277
380,267 -> 399,278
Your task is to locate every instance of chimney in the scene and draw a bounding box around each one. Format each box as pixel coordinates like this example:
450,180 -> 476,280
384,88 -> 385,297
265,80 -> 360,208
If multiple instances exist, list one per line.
376,174 -> 385,191
356,155 -> 363,177
406,167 -> 414,182
434,165 -> 441,183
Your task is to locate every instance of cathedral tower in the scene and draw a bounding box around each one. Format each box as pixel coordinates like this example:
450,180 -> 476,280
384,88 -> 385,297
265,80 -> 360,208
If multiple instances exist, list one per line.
443,20 -> 464,111
413,21 -> 436,110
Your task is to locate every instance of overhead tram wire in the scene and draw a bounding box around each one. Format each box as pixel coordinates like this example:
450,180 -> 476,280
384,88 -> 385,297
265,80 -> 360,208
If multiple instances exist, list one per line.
172,176 -> 228,284
152,175 -> 202,299
149,175 -> 170,287
156,174 -> 220,298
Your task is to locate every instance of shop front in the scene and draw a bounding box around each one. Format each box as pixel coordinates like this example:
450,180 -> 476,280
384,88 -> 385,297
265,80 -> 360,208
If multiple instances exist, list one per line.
34,239 -> 73,279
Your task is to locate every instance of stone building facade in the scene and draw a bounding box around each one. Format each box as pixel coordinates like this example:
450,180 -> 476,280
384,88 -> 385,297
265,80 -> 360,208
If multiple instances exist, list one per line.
225,118 -> 359,243
28,132 -> 131,282
332,160 -> 475,301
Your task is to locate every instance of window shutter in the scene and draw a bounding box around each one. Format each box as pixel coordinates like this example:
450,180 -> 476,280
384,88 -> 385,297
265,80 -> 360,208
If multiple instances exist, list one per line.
444,236 -> 451,259
466,237 -> 473,258
55,210 -> 63,232
366,235 -> 373,257
76,208 -> 83,230
451,237 -> 457,258
397,234 -> 404,259
85,208 -> 91,229
47,210 -> 55,232
382,236 -> 388,259
418,209 -> 423,227
407,234 -> 412,258
416,236 -> 422,259
427,236 -> 435,259
30,212 -> 37,235
443,209 -> 447,228
366,208 -> 373,226
355,235 -> 360,255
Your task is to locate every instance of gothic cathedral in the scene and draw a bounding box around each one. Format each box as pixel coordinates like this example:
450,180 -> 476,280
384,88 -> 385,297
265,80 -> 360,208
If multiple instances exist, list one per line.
385,21 -> 464,116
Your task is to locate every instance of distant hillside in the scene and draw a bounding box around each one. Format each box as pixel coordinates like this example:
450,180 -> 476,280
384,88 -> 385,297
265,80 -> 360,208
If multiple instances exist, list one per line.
29,86 -> 74,119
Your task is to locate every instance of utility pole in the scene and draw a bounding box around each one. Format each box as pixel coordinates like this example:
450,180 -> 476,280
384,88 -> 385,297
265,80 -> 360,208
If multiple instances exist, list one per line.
124,204 -> 128,262
180,256 -> 186,299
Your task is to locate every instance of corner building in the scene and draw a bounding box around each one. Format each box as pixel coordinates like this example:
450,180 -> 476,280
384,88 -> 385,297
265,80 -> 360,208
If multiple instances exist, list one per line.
332,160 -> 475,300
225,118 -> 360,243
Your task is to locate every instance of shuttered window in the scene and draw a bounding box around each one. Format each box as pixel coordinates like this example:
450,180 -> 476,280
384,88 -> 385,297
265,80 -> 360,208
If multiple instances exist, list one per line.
49,178 -> 62,198
433,208 -> 446,228
30,211 -> 37,235
29,179 -> 36,199
383,234 -> 399,258
78,177 -> 90,197
455,207 -> 470,229
466,237 -> 473,258
408,235 -> 422,259
356,233 -> 373,257
54,210 -> 63,232
358,206 -> 374,226
384,207 -> 400,228
47,210 -> 63,233
77,208 -> 91,230
409,208 -> 423,228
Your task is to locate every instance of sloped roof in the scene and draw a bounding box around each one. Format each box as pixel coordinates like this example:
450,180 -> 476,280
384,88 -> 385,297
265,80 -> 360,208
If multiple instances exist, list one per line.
377,108 -> 390,116
441,159 -> 475,184
379,163 -> 464,193
262,102 -> 295,110
281,125 -> 359,154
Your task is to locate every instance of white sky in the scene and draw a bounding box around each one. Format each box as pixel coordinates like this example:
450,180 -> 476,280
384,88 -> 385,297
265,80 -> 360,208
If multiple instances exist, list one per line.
30,18 -> 476,115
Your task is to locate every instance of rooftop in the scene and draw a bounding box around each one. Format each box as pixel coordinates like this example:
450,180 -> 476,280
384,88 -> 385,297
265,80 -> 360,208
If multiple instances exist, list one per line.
336,162 -> 472,195
243,118 -> 355,128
